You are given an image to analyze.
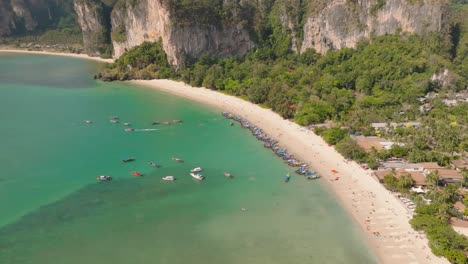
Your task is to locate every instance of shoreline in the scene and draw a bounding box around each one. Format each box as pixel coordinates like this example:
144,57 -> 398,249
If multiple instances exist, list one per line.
0,49 -> 114,63
132,79 -> 449,264
0,49 -> 446,263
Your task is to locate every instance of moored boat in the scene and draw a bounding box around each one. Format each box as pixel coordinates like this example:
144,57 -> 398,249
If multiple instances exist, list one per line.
110,119 -> 119,123
122,157 -> 136,162
162,176 -> 175,181
306,174 -> 320,180
124,128 -> 135,132
123,122 -> 131,126
132,171 -> 143,177
84,120 -> 93,124
284,173 -> 290,183
190,173 -> 204,180
172,157 -> 184,163
224,172 -> 233,178
148,162 -> 160,167
190,167 -> 203,173
96,175 -> 112,181
172,119 -> 182,123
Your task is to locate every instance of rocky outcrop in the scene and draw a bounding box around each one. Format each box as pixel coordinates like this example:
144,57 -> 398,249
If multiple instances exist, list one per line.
300,0 -> 449,53
110,0 -> 255,65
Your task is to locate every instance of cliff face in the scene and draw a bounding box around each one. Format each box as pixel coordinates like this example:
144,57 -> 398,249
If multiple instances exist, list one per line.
0,0 -> 76,36
73,0 -> 109,55
299,0 -> 449,53
0,0 -> 450,63
103,0 -> 449,64
110,0 -> 256,65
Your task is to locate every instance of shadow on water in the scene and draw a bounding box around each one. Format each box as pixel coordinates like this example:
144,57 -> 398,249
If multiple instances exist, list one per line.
0,172 -> 242,264
0,53 -> 99,89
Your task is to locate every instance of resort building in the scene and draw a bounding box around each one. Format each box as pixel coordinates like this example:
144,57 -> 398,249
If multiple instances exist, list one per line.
352,135 -> 405,152
370,122 -> 421,131
452,158 -> 468,171
374,169 -> 427,187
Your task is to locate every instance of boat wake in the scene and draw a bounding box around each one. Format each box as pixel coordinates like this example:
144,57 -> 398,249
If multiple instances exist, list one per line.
134,128 -> 160,132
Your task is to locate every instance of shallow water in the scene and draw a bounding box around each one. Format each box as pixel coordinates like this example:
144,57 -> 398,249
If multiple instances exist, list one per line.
0,53 -> 376,264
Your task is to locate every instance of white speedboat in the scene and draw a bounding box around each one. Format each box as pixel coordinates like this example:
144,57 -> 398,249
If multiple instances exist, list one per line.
96,175 -> 112,181
191,167 -> 203,173
190,173 -> 204,180
162,176 -> 175,181
85,120 -> 93,124
124,128 -> 135,132
123,122 -> 131,126
172,157 -> 184,163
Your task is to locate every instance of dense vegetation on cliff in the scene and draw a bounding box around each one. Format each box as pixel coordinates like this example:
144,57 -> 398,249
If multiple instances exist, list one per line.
100,26 -> 467,165
0,0 -> 82,48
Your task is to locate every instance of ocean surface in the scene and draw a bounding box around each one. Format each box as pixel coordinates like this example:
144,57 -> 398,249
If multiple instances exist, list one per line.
0,53 -> 376,264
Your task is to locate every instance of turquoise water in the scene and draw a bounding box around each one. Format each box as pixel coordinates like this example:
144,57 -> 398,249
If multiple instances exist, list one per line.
0,53 -> 376,263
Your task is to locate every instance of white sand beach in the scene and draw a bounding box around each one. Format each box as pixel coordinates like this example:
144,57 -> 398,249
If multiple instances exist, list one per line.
132,79 -> 449,264
0,48 -> 447,263
0,49 -> 114,63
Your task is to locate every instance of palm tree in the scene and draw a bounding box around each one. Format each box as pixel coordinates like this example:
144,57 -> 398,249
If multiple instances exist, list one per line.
462,169 -> 468,188
398,174 -> 414,191
426,170 -> 440,189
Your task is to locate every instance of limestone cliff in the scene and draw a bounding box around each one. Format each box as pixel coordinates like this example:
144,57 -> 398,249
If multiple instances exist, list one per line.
299,0 -> 449,53
103,0 -> 449,64
110,0 -> 258,65
0,0 -> 77,36
73,0 -> 110,55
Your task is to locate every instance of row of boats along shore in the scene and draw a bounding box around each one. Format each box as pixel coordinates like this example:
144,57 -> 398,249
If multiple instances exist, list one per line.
222,112 -> 321,181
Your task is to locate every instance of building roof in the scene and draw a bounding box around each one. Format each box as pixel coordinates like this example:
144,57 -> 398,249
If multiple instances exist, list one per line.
417,162 -> 443,170
452,159 -> 468,170
454,201 -> 466,212
427,168 -> 463,179
370,122 -> 421,129
374,169 -> 427,186
352,136 -> 387,151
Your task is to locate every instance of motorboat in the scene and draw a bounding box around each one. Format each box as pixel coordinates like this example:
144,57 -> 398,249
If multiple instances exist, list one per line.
152,121 -> 160,125
172,119 -> 182,123
284,173 -> 290,183
96,175 -> 112,181
190,167 -> 203,173
306,174 -> 320,180
122,157 -> 136,162
109,116 -> 120,120
123,122 -> 131,126
162,176 -> 175,181
85,120 -> 93,124
110,119 -> 119,123
224,172 -> 233,178
132,171 -> 143,177
124,128 -> 135,132
163,121 -> 171,125
190,173 -> 204,180
172,157 -> 184,163
148,162 -> 160,168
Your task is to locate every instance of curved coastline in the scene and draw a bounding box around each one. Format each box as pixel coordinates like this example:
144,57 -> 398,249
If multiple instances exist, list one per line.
0,50 -> 448,263
0,49 -> 114,63
132,79 -> 449,264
